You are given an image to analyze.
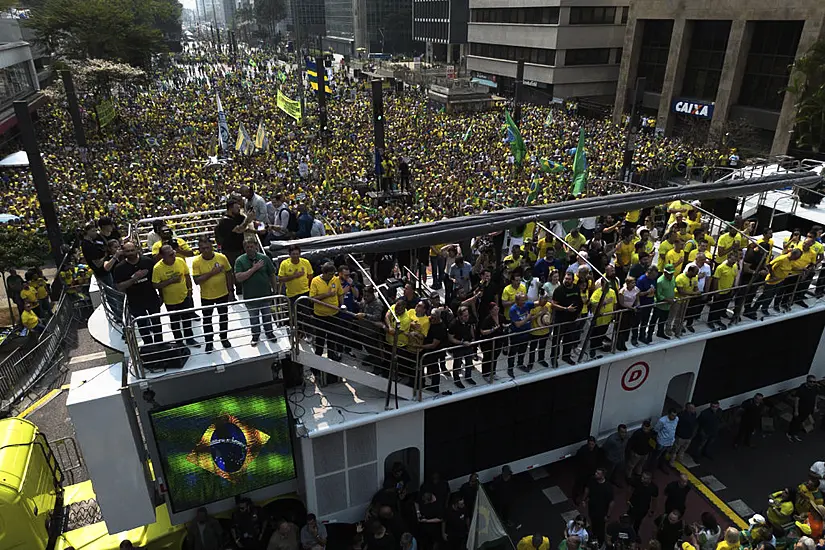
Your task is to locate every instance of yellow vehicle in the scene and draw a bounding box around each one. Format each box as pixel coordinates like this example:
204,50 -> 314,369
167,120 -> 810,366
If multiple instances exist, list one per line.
0,417 -> 186,550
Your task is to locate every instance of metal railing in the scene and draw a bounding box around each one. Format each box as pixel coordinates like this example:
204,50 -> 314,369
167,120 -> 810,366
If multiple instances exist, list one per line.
0,293 -> 75,410
123,294 -> 291,379
133,209 -> 225,253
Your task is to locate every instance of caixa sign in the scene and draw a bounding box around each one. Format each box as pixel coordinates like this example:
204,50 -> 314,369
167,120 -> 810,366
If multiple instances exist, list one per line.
671,99 -> 715,119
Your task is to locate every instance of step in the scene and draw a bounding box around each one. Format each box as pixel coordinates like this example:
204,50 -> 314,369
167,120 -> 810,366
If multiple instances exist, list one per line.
295,341 -> 418,401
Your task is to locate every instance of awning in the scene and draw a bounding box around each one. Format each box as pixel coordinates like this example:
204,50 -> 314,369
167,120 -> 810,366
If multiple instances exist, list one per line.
471,77 -> 497,88
0,150 -> 30,167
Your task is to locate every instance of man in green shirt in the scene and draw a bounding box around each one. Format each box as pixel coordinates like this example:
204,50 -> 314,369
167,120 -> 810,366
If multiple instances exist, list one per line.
235,240 -> 277,344
652,264 -> 676,340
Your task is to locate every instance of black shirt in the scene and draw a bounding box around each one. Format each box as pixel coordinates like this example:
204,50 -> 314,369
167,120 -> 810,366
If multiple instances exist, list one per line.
698,408 -> 721,436
675,410 -> 698,439
664,481 -> 690,512
606,521 -> 638,547
113,256 -> 159,304
214,213 -> 246,255
449,318 -> 475,344
795,382 -> 823,412
445,506 -> 468,540
367,532 -> 396,550
553,283 -> 582,322
425,322 -> 447,357
628,478 -> 659,512
654,516 -> 683,550
81,235 -> 108,278
586,478 -> 614,515
628,428 -> 655,456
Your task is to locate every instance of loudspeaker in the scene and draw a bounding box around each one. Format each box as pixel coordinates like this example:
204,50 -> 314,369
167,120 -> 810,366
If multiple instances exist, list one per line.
140,342 -> 191,372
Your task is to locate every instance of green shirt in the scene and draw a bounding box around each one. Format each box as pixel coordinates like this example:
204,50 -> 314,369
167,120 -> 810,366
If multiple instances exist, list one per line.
655,274 -> 676,310
234,252 -> 275,299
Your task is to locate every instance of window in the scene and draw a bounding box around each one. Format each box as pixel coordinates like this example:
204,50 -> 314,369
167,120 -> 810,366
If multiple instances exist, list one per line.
0,61 -> 34,110
569,6 -> 617,25
469,43 -> 556,66
621,7 -> 629,24
565,48 -> 611,66
738,21 -> 803,111
470,7 -> 559,25
636,20 -> 673,93
680,20 -> 731,101
615,48 -> 623,64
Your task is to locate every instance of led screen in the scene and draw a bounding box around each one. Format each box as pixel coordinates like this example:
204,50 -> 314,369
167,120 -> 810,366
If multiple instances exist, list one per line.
150,384 -> 297,512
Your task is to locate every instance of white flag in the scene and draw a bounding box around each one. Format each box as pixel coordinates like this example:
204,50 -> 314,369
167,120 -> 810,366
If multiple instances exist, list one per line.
467,485 -> 514,550
216,93 -> 230,152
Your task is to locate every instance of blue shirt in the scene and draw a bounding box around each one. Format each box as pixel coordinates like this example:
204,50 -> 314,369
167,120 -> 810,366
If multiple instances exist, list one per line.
654,415 -> 679,447
509,301 -> 535,335
636,274 -> 656,306
297,213 -> 314,238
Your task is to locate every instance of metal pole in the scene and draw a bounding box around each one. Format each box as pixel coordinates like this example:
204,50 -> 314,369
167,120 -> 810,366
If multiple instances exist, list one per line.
60,70 -> 86,148
622,77 -> 646,182
292,0 -> 306,117
14,101 -> 63,268
513,59 -> 524,124
371,78 -> 386,193
316,56 -> 328,140
2,272 -> 14,324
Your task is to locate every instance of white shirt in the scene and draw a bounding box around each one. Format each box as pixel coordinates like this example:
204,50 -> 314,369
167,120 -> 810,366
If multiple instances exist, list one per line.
618,286 -> 639,308
685,261 -> 712,292
580,217 -> 597,230
525,277 -> 541,301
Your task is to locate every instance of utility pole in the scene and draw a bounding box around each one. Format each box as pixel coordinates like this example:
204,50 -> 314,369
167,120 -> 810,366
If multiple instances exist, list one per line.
316,56 -> 328,141
14,101 -> 63,268
291,0 -> 306,116
371,79 -> 386,192
211,0 -> 221,53
513,59 -> 525,125
60,70 -> 86,149
622,77 -> 646,182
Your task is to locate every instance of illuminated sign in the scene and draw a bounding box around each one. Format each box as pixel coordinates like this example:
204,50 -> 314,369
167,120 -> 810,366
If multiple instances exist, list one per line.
671,99 -> 715,119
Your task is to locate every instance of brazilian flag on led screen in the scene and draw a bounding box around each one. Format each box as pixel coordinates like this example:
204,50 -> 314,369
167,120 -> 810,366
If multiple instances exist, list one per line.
150,385 -> 296,512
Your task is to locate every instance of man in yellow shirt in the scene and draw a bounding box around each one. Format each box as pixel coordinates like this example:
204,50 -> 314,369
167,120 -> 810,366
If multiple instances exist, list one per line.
20,279 -> 39,316
755,248 -> 801,316
615,232 -> 635,279
152,244 -> 198,347
501,272 -> 526,310
503,245 -> 524,272
589,284 -> 616,359
657,231 -> 679,271
151,226 -> 195,259
786,238 -> 817,309
564,228 -> 587,259
687,239 -> 709,263
667,200 -> 692,225
21,301 -> 44,335
715,226 -> 743,266
517,534 -> 551,550
192,238 -> 233,352
309,262 -> 344,361
528,293 -> 552,369
671,265 -> 700,337
709,252 -> 739,330
278,244 -> 314,304
32,269 -> 51,319
664,239 -> 686,275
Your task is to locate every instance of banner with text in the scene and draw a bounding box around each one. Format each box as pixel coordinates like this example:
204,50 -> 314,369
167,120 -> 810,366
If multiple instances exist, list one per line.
277,90 -> 302,123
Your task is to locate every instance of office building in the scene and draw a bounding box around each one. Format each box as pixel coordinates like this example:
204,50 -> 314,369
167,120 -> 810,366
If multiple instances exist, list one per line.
223,0 -> 236,28
323,0 -> 414,56
412,0 -> 469,64
466,2 -> 628,103
0,18 -> 45,135
613,0 -> 825,155
288,0 -> 327,47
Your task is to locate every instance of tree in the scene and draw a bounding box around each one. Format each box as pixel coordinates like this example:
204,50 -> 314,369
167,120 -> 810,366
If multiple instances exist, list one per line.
254,0 -> 285,42
25,0 -> 182,66
787,39 -> 825,153
0,229 -> 50,272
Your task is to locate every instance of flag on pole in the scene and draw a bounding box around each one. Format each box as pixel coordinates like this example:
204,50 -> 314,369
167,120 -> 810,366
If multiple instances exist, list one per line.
216,93 -> 230,152
462,123 -> 474,142
504,111 -> 526,165
207,135 -> 218,158
544,111 -> 554,126
235,122 -> 254,155
571,127 -> 588,196
255,120 -> 268,152
467,485 -> 514,550
540,158 -> 564,174
526,177 -> 540,204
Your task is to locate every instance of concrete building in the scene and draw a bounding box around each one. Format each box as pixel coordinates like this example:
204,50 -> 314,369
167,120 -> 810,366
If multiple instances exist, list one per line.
323,0 -> 414,56
0,18 -> 45,135
412,0 -> 469,64
466,2 -> 629,103
288,0 -> 327,48
613,0 -> 825,155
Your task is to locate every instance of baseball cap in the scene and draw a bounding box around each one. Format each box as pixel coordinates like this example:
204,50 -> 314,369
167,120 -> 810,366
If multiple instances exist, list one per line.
682,543 -> 697,550
749,514 -> 766,527
664,264 -> 675,274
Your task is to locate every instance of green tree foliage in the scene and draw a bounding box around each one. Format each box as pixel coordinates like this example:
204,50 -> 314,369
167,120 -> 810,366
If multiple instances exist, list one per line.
26,0 -> 182,66
788,39 -> 825,153
0,229 -> 50,271
254,0 -> 285,41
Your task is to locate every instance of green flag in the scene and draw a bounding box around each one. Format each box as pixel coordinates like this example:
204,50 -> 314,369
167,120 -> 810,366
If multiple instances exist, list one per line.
526,178 -> 539,205
571,128 -> 587,196
504,111 -> 526,165
462,123 -> 474,142
540,158 -> 564,174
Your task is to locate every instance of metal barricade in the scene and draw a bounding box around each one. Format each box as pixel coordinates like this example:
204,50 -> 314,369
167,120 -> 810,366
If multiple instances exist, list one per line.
133,209 -> 225,252
124,294 -> 291,378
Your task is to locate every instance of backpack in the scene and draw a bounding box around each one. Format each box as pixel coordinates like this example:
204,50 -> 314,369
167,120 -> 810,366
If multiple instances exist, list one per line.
280,207 -> 299,233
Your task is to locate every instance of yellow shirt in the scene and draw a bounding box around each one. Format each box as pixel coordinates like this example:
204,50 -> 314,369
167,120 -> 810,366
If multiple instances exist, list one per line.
151,238 -> 193,257
667,200 -> 691,224
564,232 -> 587,253
590,287 -> 616,326
429,244 -> 445,257
766,254 -> 793,285
657,240 -> 675,270
716,233 -> 743,260
686,219 -> 702,238
523,222 -> 536,242
34,278 -> 48,300
501,282 -> 527,304
675,273 -> 698,297
503,254 -> 522,270
192,253 -> 231,300
713,262 -> 738,292
687,248 -> 706,262
387,303 -> 411,347
791,246 -> 817,272
309,275 -> 342,316
625,209 -> 641,223
152,257 -> 190,305
21,309 -> 39,330
530,303 -> 552,336
407,310 -> 430,338
717,541 -> 738,550
616,241 -> 635,266
518,536 -> 551,550
278,257 -> 313,297
20,286 -> 38,304
537,237 -> 551,259
665,248 -> 685,270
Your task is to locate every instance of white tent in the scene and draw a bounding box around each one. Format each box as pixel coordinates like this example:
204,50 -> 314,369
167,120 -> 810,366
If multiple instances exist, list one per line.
0,151 -> 30,167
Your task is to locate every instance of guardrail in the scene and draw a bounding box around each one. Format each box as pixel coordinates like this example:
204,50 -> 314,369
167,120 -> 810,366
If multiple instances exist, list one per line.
133,209 -> 224,253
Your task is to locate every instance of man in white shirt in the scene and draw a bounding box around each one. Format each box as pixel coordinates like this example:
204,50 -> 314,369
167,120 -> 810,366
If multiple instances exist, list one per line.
684,253 -> 711,330
269,193 -> 292,239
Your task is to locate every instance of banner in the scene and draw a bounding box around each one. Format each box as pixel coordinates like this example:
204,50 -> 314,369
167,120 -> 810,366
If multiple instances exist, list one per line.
95,99 -> 116,128
255,120 -> 268,152
216,93 -> 230,152
235,122 -> 254,155
277,90 -> 302,122
467,485 -> 513,550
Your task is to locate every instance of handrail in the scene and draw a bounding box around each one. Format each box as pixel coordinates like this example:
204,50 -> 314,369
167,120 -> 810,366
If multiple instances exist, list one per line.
136,209 -> 224,225
536,221 -> 609,284
403,264 -> 435,296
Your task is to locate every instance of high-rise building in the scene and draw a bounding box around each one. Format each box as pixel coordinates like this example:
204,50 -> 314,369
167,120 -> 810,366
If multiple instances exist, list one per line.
466,2 -> 629,103
412,0 -> 468,64
613,0 -> 825,155
223,0 -> 237,28
323,0 -> 413,56
288,0 -> 327,48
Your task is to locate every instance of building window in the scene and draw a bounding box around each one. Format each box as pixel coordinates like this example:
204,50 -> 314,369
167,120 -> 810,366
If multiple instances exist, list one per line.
565,48 -> 611,66
470,7 -> 559,25
615,48 -> 623,64
621,7 -> 629,24
636,20 -> 673,93
568,7 -> 617,25
469,43 -> 556,66
680,20 -> 731,101
738,20 -> 804,111
0,61 -> 34,110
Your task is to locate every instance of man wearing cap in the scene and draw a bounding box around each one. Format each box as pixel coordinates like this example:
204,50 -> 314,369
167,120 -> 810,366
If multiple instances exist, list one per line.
652,264 -> 676,339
